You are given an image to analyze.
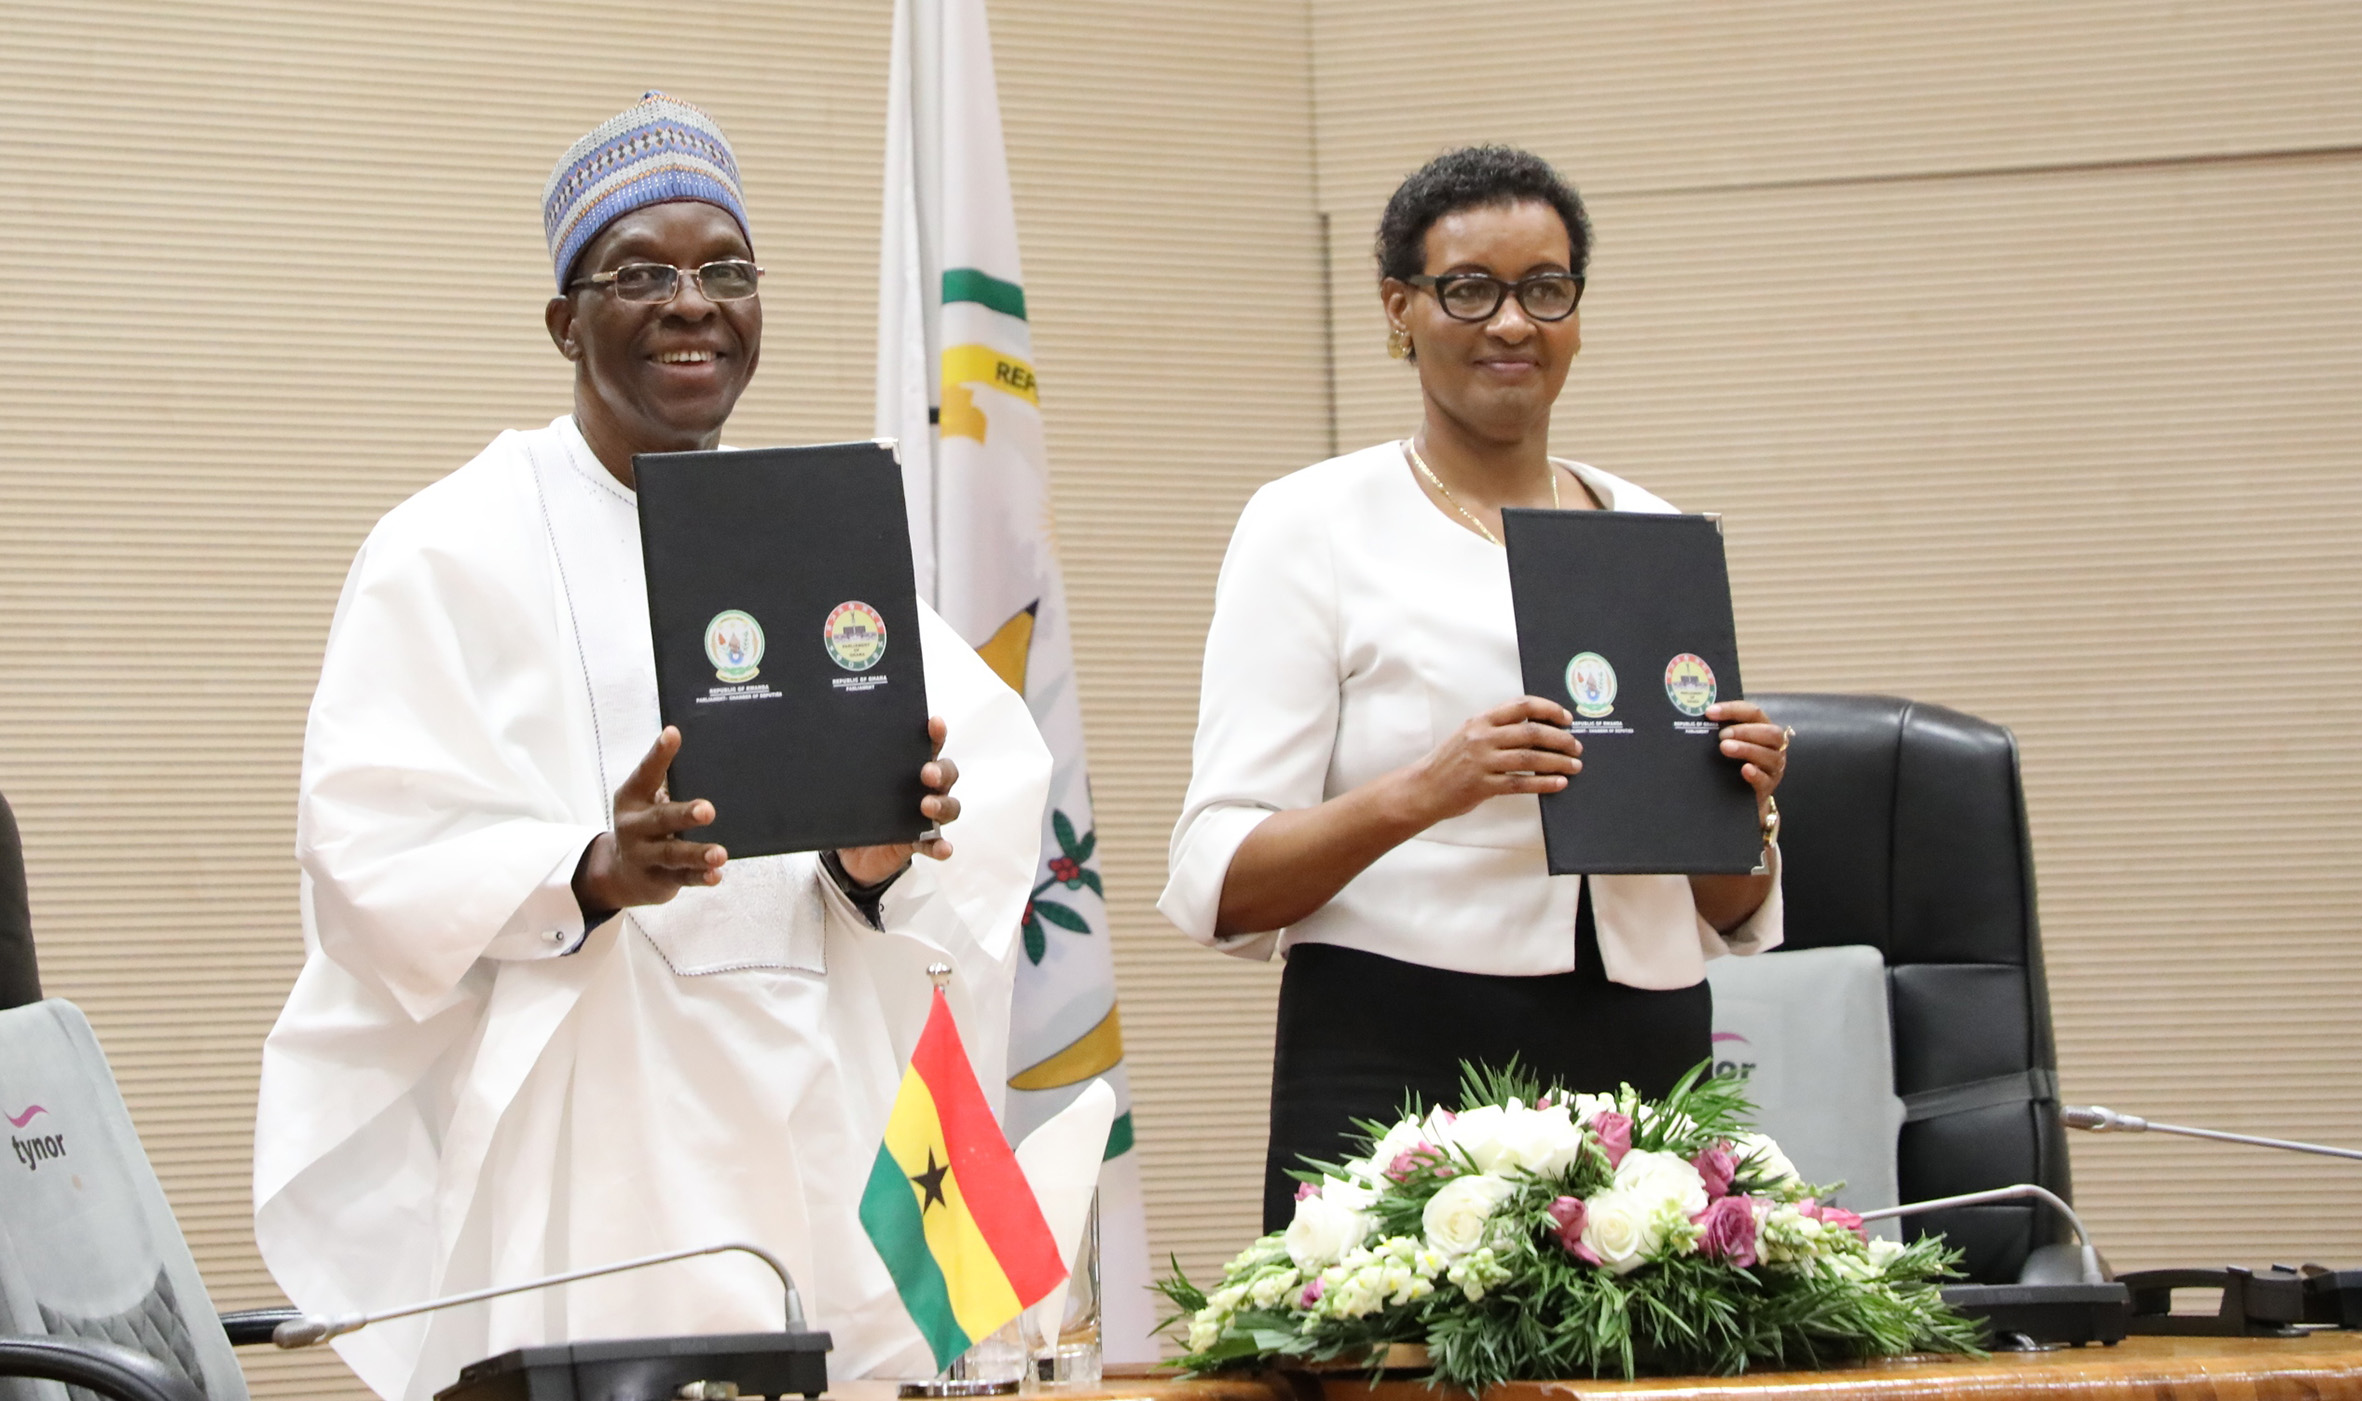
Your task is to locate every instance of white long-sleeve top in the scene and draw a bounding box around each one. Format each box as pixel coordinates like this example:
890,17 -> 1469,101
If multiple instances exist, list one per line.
1158,442 -> 1781,988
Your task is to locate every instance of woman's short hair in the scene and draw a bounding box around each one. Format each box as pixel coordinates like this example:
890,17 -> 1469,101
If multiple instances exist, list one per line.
1374,145 -> 1592,283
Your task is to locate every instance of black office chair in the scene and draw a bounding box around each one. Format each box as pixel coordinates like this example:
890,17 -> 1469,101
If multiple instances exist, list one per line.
1,791 -> 38,1012
1753,694 -> 2075,1285
0,790 -> 296,1401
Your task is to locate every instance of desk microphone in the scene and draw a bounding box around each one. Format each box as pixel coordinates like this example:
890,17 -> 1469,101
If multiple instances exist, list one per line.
270,1242 -> 806,1349
2061,1105 -> 2362,1163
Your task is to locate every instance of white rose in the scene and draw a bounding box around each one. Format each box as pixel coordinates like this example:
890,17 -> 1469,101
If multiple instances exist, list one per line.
1578,1188 -> 1664,1276
1610,1148 -> 1709,1217
1732,1131 -> 1803,1189
1494,1101 -> 1585,1177
1285,1191 -> 1373,1270
1320,1175 -> 1379,1213
1421,1172 -> 1518,1258
1572,1092 -> 1620,1125
1445,1104 -> 1509,1173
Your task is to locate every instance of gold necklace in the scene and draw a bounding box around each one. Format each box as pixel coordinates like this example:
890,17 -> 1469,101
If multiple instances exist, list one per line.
1404,439 -> 1560,547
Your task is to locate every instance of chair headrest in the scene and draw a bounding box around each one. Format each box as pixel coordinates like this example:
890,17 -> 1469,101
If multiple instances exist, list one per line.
1753,693 -> 2034,966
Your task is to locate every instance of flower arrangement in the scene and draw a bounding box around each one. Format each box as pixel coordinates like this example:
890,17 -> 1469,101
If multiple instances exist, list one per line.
1157,1065 -> 1981,1388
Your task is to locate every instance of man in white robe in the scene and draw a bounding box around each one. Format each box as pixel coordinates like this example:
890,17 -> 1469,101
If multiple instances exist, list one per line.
253,94 -> 1052,1401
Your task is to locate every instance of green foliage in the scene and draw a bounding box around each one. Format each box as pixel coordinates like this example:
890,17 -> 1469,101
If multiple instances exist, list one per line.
1420,1233 -> 1980,1389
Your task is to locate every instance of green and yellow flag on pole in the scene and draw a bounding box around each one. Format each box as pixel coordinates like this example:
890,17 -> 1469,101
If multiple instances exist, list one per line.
875,0 -> 1156,1359
861,987 -> 1068,1370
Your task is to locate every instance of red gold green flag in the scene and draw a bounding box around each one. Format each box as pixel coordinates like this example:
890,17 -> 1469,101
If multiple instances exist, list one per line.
860,988 -> 1067,1370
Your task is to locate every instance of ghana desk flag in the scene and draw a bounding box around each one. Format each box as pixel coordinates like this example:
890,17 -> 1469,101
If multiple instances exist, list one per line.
875,0 -> 1155,1356
861,987 -> 1067,1371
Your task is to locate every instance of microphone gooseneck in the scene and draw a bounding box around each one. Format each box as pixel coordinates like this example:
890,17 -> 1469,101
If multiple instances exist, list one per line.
2061,1104 -> 2362,1162
1859,1183 -> 2107,1284
272,1241 -> 806,1349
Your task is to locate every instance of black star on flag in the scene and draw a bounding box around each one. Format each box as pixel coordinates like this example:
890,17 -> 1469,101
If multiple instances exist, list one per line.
909,1148 -> 950,1211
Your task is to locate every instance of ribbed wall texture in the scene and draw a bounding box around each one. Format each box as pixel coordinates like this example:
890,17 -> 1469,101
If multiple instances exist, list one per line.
0,2 -> 1320,1394
990,0 -> 1319,1323
1310,0 -> 2362,1274
3,3 -> 2358,1396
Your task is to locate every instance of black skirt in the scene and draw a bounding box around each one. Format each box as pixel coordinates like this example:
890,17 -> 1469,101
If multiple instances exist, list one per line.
1261,884 -> 1711,1231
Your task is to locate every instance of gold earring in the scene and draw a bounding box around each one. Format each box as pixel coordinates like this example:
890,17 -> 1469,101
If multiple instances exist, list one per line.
1386,327 -> 1410,359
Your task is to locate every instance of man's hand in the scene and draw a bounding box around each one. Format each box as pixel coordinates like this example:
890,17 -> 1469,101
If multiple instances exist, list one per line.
572,726 -> 727,919
835,716 -> 961,886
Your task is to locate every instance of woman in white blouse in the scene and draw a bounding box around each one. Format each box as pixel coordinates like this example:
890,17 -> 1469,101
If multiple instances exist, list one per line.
1159,147 -> 1793,1230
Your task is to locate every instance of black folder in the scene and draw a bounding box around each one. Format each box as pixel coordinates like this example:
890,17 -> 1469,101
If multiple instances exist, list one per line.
635,443 -> 931,858
1501,507 -> 1761,875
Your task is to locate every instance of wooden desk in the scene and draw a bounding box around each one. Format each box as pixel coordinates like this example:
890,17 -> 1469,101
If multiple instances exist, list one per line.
839,1336 -> 2362,1401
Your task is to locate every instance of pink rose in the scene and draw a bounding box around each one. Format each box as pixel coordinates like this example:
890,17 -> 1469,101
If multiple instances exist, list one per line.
1386,1141 -> 1445,1182
1545,1195 -> 1587,1252
1546,1195 -> 1603,1264
1692,1142 -> 1739,1200
1591,1111 -> 1633,1168
1810,1202 -> 1868,1242
1299,1278 -> 1324,1307
1294,1180 -> 1319,1202
1691,1194 -> 1759,1267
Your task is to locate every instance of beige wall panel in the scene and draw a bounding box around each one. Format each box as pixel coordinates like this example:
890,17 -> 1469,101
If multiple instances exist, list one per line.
1311,1 -> 2362,208
1322,143 -> 2362,1268
989,0 -> 1321,1303
0,0 -> 1323,1391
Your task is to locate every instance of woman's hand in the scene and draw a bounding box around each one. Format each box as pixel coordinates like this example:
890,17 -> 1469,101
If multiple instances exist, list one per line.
1398,694 -> 1587,826
1215,695 -> 1580,937
1689,700 -> 1790,934
572,725 -> 727,918
1403,695 -> 1583,825
1705,700 -> 1789,816
835,716 -> 961,886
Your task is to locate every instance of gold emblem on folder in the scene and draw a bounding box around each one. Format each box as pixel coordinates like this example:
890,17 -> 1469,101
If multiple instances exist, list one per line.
823,601 -> 888,671
1664,653 -> 1717,716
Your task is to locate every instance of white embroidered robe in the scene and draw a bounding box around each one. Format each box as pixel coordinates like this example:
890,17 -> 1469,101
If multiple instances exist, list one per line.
255,418 -> 1050,1400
